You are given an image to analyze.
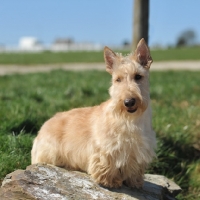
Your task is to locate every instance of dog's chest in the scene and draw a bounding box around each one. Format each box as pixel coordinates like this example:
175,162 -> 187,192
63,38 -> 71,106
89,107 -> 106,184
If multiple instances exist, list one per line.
112,119 -> 153,166
106,122 -> 139,162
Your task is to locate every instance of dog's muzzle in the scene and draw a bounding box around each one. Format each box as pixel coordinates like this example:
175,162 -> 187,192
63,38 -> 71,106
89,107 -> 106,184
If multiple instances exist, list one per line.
124,98 -> 137,113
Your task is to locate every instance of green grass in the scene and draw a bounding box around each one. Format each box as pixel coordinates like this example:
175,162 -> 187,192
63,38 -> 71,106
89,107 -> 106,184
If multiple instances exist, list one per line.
0,51 -> 104,65
0,70 -> 199,200
0,46 -> 200,65
151,46 -> 200,61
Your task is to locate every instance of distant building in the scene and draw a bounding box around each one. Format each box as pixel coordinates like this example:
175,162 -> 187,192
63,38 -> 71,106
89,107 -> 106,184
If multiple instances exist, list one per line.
51,37 -> 102,52
51,38 -> 73,51
53,38 -> 74,45
19,37 -> 43,51
1,37 -> 103,52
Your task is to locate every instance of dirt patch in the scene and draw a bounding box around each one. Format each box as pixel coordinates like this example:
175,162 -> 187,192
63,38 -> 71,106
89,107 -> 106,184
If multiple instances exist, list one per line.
0,61 -> 200,76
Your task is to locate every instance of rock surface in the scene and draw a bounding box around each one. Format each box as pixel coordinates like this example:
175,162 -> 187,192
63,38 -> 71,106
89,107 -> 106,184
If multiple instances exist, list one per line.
0,164 -> 181,200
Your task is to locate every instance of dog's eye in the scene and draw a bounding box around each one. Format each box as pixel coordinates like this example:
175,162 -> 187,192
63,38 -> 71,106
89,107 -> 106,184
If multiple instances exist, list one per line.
135,74 -> 142,81
116,78 -> 121,82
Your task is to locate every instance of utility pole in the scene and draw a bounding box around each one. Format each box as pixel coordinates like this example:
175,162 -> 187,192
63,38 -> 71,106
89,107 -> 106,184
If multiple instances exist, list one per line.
132,0 -> 150,50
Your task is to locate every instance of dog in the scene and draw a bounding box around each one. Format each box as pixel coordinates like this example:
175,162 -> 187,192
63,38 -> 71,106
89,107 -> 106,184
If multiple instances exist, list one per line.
31,38 -> 156,189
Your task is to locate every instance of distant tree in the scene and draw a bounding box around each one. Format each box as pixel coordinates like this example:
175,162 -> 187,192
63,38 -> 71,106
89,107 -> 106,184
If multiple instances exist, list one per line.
132,0 -> 150,50
176,30 -> 197,47
122,40 -> 131,48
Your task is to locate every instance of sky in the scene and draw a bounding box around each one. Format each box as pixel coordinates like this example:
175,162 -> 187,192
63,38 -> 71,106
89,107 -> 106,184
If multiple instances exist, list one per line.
0,0 -> 200,48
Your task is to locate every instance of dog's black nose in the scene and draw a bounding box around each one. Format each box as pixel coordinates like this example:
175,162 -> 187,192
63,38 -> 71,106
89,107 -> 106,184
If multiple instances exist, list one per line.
124,98 -> 136,108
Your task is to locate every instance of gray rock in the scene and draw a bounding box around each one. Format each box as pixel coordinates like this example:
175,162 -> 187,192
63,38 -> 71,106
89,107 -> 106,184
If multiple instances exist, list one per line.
0,164 -> 181,200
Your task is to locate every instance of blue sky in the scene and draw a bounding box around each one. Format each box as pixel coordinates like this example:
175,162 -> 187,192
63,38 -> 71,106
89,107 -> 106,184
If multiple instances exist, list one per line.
0,0 -> 199,47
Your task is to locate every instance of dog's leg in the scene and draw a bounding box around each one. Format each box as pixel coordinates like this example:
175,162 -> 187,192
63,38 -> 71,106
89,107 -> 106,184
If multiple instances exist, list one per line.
88,152 -> 123,188
124,164 -> 145,188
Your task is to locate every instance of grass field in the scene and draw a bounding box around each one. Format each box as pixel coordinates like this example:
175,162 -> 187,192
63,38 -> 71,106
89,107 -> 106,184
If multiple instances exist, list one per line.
0,70 -> 199,199
0,46 -> 200,65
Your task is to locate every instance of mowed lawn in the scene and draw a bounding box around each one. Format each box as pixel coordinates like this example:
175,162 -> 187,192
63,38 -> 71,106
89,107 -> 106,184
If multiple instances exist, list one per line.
0,69 -> 199,200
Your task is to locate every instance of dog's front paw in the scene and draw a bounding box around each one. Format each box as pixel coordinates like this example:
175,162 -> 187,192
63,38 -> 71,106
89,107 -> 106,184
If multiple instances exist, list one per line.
99,177 -> 123,188
92,173 -> 122,188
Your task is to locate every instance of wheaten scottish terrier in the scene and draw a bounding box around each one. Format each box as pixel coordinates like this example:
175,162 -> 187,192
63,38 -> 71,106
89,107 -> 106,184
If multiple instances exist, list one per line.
31,38 -> 156,188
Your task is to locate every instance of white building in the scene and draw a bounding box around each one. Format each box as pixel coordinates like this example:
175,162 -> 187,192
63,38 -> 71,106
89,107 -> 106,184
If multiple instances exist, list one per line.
19,37 -> 43,51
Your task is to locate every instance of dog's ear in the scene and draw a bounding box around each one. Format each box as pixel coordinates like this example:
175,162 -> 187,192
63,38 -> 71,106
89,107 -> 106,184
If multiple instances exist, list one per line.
104,46 -> 118,74
132,38 -> 153,69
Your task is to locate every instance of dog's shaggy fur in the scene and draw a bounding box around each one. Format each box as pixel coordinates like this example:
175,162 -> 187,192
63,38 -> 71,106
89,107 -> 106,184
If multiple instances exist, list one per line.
31,38 -> 156,188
